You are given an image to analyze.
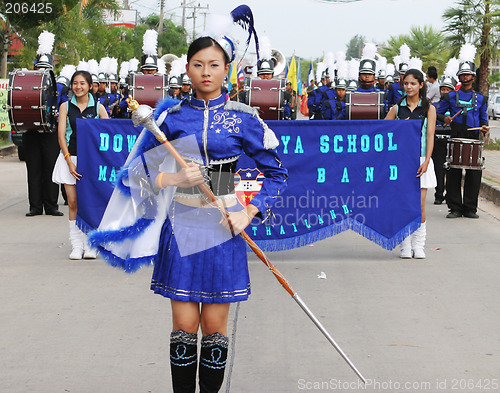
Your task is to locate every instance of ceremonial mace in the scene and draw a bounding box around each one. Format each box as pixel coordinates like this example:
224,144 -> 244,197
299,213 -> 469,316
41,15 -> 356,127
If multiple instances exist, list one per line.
127,97 -> 367,383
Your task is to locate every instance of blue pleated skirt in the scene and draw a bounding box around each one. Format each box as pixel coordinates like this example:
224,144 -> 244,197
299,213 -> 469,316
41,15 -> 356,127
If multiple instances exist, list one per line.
151,199 -> 250,303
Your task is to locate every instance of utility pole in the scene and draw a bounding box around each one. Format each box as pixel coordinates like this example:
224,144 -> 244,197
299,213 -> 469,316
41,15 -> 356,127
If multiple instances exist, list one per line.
181,0 -> 187,29
158,0 -> 165,56
200,4 -> 209,33
185,3 -> 208,41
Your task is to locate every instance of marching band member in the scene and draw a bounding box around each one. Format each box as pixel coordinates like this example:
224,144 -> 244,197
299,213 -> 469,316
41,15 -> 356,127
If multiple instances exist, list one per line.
107,58 -> 121,117
24,31 -> 63,217
95,57 -> 113,116
257,35 -> 274,80
56,65 -> 76,108
357,43 -> 378,93
115,60 -> 130,118
437,44 -> 489,219
386,44 -> 410,109
89,5 -> 287,392
167,56 -> 185,100
310,62 -> 327,119
319,52 -> 337,119
180,74 -> 192,98
346,59 -> 359,91
324,56 -> 348,120
432,58 -> 459,205
86,59 -> 99,96
376,56 -> 387,91
141,29 -> 159,75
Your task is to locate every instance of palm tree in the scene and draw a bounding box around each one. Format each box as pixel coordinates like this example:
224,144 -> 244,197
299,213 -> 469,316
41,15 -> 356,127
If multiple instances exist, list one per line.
443,0 -> 500,96
379,26 -> 449,73
345,34 -> 365,60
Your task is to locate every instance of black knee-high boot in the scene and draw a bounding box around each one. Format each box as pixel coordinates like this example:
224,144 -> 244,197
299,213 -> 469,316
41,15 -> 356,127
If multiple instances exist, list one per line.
170,330 -> 198,393
199,333 -> 229,393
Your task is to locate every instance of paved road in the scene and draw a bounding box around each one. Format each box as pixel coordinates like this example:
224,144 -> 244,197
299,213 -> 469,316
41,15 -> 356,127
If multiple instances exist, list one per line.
1,152 -> 500,393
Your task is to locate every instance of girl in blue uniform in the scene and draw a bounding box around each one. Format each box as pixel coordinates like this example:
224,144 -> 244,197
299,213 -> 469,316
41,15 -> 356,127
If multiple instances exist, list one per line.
91,28 -> 287,391
385,69 -> 436,259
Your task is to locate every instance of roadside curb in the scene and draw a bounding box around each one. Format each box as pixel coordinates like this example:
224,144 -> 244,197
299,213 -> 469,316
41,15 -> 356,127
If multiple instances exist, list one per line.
481,176 -> 500,207
0,144 -> 17,157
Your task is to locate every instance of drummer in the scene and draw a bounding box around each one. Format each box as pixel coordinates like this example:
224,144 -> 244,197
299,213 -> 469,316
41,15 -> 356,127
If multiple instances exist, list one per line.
357,43 -> 378,93
140,55 -> 158,75
108,73 -> 122,118
324,78 -> 347,120
437,46 -> 489,219
23,31 -> 63,217
94,72 -> 112,116
386,62 -> 408,110
180,74 -> 192,98
140,29 -> 159,75
432,73 -> 456,205
257,58 -> 274,80
167,75 -> 182,100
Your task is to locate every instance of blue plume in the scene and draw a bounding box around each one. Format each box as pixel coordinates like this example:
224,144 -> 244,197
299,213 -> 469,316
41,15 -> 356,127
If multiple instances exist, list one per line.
230,4 -> 260,60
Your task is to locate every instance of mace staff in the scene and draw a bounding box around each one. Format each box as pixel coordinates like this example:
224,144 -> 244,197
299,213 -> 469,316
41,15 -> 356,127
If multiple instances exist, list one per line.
127,97 -> 367,383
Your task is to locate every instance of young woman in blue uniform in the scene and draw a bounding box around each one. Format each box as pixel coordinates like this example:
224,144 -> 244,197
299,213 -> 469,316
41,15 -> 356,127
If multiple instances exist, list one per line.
385,69 -> 436,259
158,34 -> 288,393
90,16 -> 287,390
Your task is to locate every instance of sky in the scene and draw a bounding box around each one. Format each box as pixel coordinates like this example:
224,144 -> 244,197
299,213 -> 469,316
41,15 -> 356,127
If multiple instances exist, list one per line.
129,0 -> 459,58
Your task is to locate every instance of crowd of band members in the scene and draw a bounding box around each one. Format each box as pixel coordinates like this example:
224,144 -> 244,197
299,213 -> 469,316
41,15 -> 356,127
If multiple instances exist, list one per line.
19,47 -> 489,220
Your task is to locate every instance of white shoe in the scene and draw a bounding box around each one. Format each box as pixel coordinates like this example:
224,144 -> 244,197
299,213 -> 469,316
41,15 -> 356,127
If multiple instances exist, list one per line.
82,233 -> 97,259
411,222 -> 427,260
69,220 -> 84,260
399,235 -> 412,259
413,248 -> 426,259
69,247 -> 84,260
83,247 -> 97,259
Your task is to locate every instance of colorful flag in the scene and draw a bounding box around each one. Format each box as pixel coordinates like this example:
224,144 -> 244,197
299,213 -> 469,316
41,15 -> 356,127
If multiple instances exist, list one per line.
297,58 -> 302,95
237,67 -> 245,83
287,56 -> 297,93
228,62 -> 237,90
307,62 -> 314,86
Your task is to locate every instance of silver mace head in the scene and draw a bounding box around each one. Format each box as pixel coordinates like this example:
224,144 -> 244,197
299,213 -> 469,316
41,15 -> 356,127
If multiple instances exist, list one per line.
127,96 -> 167,143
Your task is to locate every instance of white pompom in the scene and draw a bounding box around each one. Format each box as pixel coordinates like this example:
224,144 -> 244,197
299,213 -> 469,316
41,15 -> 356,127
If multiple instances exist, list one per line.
37,31 -> 55,55
459,43 -> 477,62
399,44 -> 411,64
142,29 -> 158,56
362,42 -> 377,60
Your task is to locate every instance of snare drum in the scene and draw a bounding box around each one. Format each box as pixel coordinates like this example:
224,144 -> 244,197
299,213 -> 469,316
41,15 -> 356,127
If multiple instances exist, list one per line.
245,78 -> 285,120
435,125 -> 451,140
128,73 -> 168,108
7,69 -> 57,133
345,92 -> 385,120
445,138 -> 485,170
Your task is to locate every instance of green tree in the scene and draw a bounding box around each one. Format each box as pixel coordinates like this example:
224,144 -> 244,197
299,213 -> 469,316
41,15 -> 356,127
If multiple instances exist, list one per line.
379,25 -> 449,72
138,14 -> 188,57
443,0 -> 500,95
8,0 -> 121,71
346,34 -> 365,60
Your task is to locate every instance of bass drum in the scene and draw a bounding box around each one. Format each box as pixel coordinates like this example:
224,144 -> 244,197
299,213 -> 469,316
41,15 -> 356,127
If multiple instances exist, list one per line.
245,78 -> 285,120
7,69 -> 57,133
345,91 -> 385,120
128,73 -> 169,108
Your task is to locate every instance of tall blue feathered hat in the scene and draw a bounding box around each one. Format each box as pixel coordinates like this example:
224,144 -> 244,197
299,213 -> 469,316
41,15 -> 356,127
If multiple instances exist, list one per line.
204,4 -> 260,64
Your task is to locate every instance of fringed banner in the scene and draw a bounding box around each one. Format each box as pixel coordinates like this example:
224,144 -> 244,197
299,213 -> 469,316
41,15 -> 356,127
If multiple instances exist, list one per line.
76,118 -> 421,252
